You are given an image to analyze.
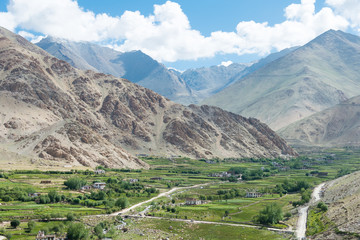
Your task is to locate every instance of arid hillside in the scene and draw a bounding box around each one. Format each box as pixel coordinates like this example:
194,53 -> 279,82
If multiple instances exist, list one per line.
312,171 -> 360,239
279,95 -> 360,147
0,27 -> 297,169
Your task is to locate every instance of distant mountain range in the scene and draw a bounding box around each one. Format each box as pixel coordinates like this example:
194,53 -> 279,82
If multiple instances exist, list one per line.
203,30 -> 360,131
36,37 -> 298,105
36,37 -> 196,105
0,27 -> 297,169
279,95 -> 360,147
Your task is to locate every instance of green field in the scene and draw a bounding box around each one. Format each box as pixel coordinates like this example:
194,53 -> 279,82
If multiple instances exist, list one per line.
1,147 -> 360,239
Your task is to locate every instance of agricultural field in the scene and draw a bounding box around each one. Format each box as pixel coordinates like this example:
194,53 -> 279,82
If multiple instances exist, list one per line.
0,147 -> 360,239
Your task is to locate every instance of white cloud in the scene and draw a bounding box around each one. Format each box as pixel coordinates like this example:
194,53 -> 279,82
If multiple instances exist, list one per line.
220,61 -> 233,67
326,0 -> 360,31
0,12 -> 16,31
18,31 -> 45,43
0,0 -> 355,62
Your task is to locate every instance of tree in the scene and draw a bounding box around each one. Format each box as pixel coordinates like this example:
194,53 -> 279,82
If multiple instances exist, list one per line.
67,223 -> 89,240
27,220 -> 36,232
255,203 -> 283,225
48,190 -> 60,203
64,177 -> 87,190
115,197 -> 129,209
94,224 -> 104,239
10,220 -> 20,229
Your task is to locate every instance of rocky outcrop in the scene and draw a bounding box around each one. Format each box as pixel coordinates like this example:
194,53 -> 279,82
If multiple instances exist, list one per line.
0,27 -> 297,169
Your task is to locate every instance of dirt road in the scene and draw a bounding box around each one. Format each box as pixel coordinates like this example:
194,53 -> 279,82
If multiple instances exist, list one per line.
295,183 -> 325,240
110,183 -> 210,216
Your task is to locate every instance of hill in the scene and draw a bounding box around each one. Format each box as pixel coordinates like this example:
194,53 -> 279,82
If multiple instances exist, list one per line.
278,95 -> 360,147
0,27 -> 297,169
203,30 -> 360,130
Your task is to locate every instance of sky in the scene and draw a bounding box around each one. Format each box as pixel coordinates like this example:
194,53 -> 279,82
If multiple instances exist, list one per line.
0,0 -> 360,70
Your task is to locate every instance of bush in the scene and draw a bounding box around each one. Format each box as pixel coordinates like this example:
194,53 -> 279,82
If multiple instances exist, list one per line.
317,202 -> 328,212
66,213 -> 75,221
94,224 -> 104,239
10,220 -> 20,228
115,197 -> 129,209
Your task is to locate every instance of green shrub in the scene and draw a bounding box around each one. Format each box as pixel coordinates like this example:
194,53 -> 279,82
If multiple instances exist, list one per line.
10,220 -> 20,228
64,177 -> 87,190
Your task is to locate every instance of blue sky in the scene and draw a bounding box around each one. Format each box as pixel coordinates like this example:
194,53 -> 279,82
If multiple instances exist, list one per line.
0,0 -> 359,70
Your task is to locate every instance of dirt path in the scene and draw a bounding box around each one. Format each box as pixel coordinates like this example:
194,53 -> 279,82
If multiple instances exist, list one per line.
295,183 -> 325,240
109,183 -> 211,216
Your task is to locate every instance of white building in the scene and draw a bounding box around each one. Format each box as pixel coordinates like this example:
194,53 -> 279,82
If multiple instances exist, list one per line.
245,192 -> 262,198
94,169 -> 105,174
185,198 -> 202,205
93,182 -> 106,190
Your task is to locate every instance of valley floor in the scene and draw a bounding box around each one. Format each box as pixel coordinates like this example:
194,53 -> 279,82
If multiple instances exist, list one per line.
1,147 -> 360,239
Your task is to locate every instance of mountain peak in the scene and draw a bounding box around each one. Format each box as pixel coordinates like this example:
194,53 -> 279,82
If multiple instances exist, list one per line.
306,29 -> 360,47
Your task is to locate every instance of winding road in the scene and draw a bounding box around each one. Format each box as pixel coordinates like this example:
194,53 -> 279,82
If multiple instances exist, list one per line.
295,183 -> 325,240
110,183 -> 210,216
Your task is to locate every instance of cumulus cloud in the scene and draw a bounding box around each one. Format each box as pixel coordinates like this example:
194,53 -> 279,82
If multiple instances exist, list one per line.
326,0 -> 360,31
0,0 -> 354,62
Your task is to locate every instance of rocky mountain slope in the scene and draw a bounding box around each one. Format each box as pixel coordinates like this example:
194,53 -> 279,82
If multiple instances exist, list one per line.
0,27 -> 297,169
311,171 -> 360,239
203,30 -> 360,130
36,37 -> 195,104
279,95 -> 360,147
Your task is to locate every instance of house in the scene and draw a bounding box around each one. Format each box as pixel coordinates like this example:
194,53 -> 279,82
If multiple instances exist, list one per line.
317,172 -> 328,177
245,192 -> 262,198
93,182 -> 106,190
40,181 -> 51,184
94,169 -> 105,174
80,185 -> 92,191
185,198 -> 202,205
28,193 -> 41,198
36,231 -> 67,240
150,177 -> 163,181
208,172 -> 232,178
129,179 -> 139,183
136,154 -> 148,157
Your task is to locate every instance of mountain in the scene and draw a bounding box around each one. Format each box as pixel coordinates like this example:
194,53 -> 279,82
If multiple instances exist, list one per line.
203,30 -> 360,130
278,95 -> 360,147
0,27 -> 297,169
180,63 -> 248,100
36,37 -> 195,104
179,47 -> 297,103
